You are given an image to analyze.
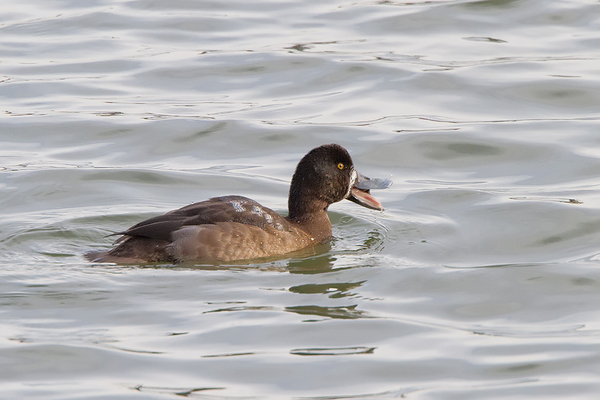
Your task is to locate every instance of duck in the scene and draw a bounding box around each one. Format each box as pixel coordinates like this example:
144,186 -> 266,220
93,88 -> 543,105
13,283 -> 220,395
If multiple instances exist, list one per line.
85,144 -> 391,264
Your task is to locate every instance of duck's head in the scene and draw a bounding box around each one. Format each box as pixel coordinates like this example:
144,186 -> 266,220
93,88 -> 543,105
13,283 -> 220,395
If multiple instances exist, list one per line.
288,144 -> 391,219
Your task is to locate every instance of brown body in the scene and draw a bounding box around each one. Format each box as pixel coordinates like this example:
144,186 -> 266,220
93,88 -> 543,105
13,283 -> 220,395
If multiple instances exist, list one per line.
87,196 -> 326,263
86,144 -> 389,264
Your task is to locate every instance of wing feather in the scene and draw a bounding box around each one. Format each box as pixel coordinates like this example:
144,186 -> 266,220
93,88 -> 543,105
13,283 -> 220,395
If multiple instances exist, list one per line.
116,195 -> 291,242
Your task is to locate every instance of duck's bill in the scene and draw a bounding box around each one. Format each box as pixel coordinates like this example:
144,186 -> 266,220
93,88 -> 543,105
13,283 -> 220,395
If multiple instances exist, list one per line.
347,172 -> 392,211
353,173 -> 392,191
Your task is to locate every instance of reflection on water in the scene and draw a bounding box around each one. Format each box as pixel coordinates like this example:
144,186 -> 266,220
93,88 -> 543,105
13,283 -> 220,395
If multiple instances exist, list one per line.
288,281 -> 365,298
286,304 -> 369,320
286,251 -> 337,274
290,346 -> 376,356
133,385 -> 225,397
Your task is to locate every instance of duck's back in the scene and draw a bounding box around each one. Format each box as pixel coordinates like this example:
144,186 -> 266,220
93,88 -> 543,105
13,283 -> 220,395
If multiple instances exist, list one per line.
86,196 -> 314,264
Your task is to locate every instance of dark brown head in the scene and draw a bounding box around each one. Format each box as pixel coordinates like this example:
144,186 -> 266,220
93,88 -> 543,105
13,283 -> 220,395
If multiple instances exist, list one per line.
287,144 -> 390,221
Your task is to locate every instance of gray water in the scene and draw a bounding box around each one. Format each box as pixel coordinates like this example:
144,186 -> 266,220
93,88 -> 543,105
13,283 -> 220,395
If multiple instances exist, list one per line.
2,0 -> 600,398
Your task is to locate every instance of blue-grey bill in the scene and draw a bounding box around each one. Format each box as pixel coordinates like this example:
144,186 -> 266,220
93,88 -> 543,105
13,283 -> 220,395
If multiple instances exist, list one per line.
353,173 -> 392,190
348,172 -> 392,211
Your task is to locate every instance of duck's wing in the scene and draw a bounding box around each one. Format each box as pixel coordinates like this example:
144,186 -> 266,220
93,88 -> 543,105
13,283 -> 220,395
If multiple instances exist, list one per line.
115,195 -> 291,242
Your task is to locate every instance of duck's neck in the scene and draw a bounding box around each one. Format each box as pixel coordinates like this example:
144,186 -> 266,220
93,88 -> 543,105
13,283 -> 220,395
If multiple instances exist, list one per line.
287,192 -> 332,242
287,209 -> 332,243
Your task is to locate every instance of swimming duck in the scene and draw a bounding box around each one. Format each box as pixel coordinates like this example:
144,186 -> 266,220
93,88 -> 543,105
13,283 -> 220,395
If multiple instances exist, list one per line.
86,144 -> 391,264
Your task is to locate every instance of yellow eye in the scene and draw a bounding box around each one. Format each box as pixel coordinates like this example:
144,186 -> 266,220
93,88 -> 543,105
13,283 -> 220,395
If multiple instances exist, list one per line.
337,163 -> 344,170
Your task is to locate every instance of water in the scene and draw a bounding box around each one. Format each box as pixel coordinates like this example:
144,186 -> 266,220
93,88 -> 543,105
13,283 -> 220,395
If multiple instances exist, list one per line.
2,0 -> 600,398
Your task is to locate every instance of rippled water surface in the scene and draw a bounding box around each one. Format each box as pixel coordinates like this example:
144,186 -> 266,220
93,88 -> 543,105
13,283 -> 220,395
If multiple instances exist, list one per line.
2,0 -> 600,398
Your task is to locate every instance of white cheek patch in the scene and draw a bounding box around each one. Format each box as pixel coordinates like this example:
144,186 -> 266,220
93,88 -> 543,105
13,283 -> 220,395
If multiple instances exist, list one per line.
346,168 -> 357,198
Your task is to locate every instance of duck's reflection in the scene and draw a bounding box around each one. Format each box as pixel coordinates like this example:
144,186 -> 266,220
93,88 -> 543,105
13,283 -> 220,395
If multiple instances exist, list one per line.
288,281 -> 364,298
285,244 -> 335,274
285,304 -> 369,320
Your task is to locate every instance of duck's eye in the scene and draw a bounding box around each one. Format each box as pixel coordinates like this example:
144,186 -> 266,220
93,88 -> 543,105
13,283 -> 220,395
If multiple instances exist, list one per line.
337,163 -> 344,170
